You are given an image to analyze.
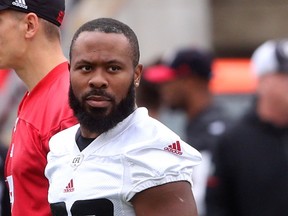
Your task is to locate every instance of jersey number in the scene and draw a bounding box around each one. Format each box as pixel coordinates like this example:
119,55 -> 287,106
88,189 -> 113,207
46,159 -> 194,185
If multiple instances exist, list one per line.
50,198 -> 114,216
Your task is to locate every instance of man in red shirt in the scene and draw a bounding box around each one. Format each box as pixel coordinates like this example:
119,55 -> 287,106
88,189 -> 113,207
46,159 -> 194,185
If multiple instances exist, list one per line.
0,0 -> 78,215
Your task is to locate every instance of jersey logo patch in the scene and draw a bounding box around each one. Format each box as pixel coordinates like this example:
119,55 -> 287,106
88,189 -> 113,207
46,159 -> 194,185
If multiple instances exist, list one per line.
70,154 -> 84,169
64,179 -> 74,193
164,140 -> 183,155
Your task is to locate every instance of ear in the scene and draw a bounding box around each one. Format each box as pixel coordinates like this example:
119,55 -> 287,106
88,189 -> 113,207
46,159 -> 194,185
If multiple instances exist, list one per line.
134,64 -> 143,87
24,13 -> 39,39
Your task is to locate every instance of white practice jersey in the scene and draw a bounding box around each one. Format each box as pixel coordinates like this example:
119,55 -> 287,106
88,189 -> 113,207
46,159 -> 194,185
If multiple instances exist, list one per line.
45,108 -> 202,216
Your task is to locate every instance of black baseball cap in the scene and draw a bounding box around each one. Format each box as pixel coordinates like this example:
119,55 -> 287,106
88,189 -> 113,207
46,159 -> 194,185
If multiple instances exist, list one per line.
0,0 -> 65,26
144,48 -> 213,83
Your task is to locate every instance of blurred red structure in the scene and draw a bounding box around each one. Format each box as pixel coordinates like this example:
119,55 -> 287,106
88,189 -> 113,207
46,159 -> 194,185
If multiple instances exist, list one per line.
210,58 -> 258,94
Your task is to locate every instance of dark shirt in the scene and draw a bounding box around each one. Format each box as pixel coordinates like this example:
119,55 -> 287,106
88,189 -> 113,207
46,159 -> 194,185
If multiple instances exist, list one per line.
75,128 -> 95,152
185,102 -> 233,152
205,104 -> 288,216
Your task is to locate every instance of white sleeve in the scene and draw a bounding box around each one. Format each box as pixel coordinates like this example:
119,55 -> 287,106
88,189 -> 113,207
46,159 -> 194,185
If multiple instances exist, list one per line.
122,138 -> 202,201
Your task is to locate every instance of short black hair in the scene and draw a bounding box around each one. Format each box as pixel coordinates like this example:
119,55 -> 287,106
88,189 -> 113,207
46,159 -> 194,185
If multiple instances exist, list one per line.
69,17 -> 140,67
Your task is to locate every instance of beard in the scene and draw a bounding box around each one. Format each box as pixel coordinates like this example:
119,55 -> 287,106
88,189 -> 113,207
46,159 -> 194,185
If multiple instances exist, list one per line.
69,81 -> 136,135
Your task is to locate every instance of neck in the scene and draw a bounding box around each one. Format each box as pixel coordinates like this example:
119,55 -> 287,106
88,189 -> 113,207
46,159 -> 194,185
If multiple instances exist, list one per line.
14,41 -> 67,91
79,127 -> 99,139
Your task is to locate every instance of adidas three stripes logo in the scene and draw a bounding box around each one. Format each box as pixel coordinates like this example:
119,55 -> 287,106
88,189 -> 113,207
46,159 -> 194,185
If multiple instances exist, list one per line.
12,0 -> 28,9
164,140 -> 183,155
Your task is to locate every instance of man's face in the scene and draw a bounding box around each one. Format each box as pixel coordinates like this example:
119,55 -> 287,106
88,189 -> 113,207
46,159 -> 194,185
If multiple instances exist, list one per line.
258,73 -> 288,126
69,31 -> 142,136
0,10 -> 25,68
160,79 -> 187,110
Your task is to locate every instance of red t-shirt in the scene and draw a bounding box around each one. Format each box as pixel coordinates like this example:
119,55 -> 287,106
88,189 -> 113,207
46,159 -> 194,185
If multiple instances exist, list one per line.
5,62 -> 78,216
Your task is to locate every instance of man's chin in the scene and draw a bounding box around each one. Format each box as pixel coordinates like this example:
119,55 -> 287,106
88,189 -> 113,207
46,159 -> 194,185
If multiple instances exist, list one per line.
88,106 -> 109,116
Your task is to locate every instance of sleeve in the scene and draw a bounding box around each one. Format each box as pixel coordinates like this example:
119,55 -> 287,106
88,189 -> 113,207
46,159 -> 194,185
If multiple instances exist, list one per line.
122,138 -> 202,201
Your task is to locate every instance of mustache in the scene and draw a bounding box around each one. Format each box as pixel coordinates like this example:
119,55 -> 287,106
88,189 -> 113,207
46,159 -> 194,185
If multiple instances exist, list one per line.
83,89 -> 115,101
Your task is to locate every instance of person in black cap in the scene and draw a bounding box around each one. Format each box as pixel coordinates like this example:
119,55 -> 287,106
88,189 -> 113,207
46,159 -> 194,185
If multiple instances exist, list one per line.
0,0 -> 78,215
144,47 -> 234,216
205,39 -> 288,216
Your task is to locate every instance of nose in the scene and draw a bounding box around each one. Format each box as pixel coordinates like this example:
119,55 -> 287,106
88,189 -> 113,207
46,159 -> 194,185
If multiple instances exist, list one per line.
88,71 -> 108,89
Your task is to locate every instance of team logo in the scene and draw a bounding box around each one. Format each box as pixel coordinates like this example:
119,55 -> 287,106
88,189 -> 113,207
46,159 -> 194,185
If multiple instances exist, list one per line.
57,11 -> 65,24
64,179 -> 74,193
164,140 -> 183,155
12,0 -> 28,9
70,154 -> 84,169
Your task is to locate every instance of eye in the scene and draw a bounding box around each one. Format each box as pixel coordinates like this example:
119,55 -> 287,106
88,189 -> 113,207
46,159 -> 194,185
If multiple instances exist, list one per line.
80,65 -> 92,72
108,65 -> 121,73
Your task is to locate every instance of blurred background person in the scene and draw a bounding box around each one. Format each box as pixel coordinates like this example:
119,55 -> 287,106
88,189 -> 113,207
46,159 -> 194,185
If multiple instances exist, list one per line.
136,57 -> 164,119
205,39 -> 288,216
144,47 -> 235,216
137,71 -> 161,119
